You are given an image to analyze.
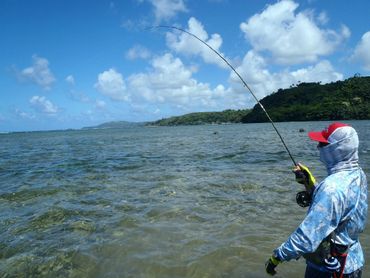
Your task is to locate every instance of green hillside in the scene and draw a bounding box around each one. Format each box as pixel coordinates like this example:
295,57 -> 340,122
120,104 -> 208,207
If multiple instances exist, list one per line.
83,121 -> 145,129
242,76 -> 370,123
149,109 -> 250,126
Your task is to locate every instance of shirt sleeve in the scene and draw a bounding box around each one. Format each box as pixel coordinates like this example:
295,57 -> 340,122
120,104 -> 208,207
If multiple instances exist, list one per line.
275,182 -> 344,261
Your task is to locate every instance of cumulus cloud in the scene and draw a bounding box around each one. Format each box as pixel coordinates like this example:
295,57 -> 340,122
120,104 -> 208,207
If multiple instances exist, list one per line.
29,96 -> 59,114
122,0 -> 186,29
240,0 -> 350,65
126,45 -> 151,60
149,0 -> 187,23
97,52 -> 343,113
230,50 -> 343,100
128,53 -> 211,104
290,60 -> 343,82
19,55 -> 56,90
95,100 -> 107,109
351,31 -> 370,71
94,69 -> 130,101
126,53 -> 246,111
65,75 -> 75,85
166,17 -> 227,68
316,11 -> 329,25
15,109 -> 35,120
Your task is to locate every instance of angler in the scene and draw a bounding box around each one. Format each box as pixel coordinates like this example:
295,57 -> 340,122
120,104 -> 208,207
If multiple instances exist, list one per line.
150,27 -> 367,277
266,122 -> 368,278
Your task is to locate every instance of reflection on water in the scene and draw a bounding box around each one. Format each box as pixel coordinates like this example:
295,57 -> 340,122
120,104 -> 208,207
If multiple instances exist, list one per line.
0,121 -> 369,277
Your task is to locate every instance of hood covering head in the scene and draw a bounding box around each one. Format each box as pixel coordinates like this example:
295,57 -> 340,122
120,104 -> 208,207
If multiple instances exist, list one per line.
308,123 -> 359,174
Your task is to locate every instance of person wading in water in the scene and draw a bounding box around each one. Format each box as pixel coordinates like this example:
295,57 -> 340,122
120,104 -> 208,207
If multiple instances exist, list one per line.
265,122 -> 368,278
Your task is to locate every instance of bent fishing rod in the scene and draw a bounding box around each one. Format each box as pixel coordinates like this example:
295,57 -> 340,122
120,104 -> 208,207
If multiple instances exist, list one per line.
150,25 -> 298,166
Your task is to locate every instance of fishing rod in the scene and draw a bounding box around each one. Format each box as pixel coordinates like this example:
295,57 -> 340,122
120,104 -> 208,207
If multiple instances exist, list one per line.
150,25 -> 298,166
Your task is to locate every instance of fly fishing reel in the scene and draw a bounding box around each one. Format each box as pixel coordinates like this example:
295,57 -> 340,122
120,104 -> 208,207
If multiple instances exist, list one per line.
296,191 -> 312,207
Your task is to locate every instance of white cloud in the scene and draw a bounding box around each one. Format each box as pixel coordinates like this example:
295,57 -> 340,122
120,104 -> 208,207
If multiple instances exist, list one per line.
340,25 -> 351,40
317,11 -> 328,25
240,0 -> 350,65
166,17 -> 227,68
15,109 -> 35,119
126,53 -> 243,110
149,0 -> 187,23
94,68 -> 130,101
65,75 -> 75,85
95,100 -> 107,109
230,50 -> 343,101
102,51 -> 343,114
19,55 -> 56,90
290,60 -> 343,82
128,53 -> 208,104
126,45 -> 151,60
29,96 -> 59,114
352,31 -> 370,71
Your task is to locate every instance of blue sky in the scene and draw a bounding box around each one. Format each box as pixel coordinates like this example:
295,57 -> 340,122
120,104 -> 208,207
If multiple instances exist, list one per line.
1,0 -> 370,132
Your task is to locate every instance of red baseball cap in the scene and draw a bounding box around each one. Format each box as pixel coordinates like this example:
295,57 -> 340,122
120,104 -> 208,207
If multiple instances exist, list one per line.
308,122 -> 349,143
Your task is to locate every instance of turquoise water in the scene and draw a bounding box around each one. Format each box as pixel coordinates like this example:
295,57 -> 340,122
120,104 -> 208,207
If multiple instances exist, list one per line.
1,121 -> 369,277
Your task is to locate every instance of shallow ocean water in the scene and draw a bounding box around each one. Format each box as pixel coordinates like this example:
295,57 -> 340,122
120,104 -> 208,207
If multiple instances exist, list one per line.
1,121 -> 369,277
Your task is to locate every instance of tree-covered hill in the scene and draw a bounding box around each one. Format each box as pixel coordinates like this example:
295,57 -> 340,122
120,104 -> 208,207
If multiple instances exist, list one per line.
242,76 -> 370,123
149,109 -> 250,126
83,121 -> 145,129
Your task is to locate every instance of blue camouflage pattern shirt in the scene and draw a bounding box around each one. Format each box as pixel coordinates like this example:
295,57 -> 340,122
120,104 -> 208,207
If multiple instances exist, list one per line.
275,126 -> 368,274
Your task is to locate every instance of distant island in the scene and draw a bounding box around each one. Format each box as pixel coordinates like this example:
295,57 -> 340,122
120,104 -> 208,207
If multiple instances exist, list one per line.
83,121 -> 145,129
86,76 -> 370,128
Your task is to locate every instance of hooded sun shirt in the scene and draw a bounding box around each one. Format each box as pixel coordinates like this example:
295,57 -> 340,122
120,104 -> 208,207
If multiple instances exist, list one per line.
275,126 -> 368,274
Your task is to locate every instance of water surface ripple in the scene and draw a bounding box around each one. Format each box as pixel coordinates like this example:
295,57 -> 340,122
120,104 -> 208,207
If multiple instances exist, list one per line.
1,121 -> 369,277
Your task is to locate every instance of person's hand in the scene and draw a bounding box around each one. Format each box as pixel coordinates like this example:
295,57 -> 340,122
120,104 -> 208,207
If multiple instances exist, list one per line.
293,163 -> 316,191
265,255 -> 281,276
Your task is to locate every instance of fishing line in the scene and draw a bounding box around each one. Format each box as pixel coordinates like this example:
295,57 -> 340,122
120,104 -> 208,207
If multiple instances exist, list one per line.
149,25 -> 297,166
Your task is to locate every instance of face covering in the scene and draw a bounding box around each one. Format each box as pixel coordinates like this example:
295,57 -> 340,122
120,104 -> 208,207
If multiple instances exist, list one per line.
318,126 -> 359,174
